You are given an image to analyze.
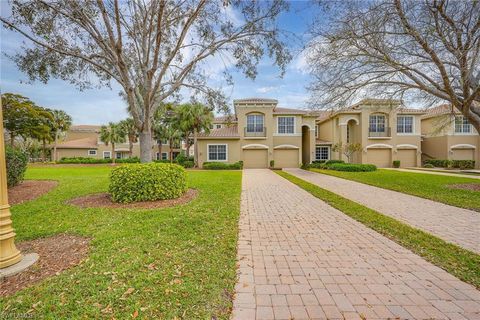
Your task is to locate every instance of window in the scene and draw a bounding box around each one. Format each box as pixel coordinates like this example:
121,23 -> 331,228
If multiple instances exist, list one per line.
346,126 -> 350,143
455,116 -> 472,133
215,124 -> 222,129
116,152 -> 122,159
208,144 -> 227,161
315,146 -> 330,161
369,114 -> 386,132
162,152 -> 168,160
103,151 -> 111,159
397,116 -> 413,134
246,114 -> 264,133
278,116 -> 295,134
88,150 -> 97,156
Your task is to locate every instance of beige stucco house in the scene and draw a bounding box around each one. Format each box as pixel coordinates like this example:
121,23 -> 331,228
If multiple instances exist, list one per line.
421,104 -> 479,167
315,99 -> 426,168
196,98 -> 318,168
53,125 -> 184,161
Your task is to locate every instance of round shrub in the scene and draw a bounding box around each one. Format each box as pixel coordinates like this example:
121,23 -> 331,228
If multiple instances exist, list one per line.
109,163 -> 187,203
5,146 -> 28,187
423,163 -> 434,168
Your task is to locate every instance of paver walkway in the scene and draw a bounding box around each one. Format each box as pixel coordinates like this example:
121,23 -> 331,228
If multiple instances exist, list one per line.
232,169 -> 480,320
285,168 -> 480,254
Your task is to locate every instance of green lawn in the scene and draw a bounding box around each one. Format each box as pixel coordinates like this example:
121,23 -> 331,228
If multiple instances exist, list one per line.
311,168 -> 480,211
276,171 -> 480,289
0,166 -> 241,319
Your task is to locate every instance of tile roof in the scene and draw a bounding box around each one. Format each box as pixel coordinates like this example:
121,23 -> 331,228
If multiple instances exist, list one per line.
233,98 -> 278,104
422,104 -> 459,119
55,137 -> 98,149
213,115 -> 237,122
197,125 -> 239,138
273,107 -> 307,114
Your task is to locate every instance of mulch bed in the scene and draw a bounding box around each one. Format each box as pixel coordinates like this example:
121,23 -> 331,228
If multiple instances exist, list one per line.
448,183 -> 480,192
0,234 -> 90,296
67,188 -> 198,209
8,180 -> 58,205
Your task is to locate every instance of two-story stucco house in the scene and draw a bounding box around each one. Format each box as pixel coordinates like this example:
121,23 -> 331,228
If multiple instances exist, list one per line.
421,104 -> 479,167
53,125 -> 185,161
314,99 -> 426,167
196,98 -> 319,168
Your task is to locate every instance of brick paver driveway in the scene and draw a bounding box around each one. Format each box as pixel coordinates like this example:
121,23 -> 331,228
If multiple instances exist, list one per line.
232,169 -> 480,320
285,168 -> 480,254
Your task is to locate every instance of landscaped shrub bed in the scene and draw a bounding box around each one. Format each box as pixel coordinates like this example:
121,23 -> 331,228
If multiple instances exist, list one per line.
58,157 -> 140,164
203,161 -> 243,170
424,159 -> 475,169
5,146 -> 28,187
328,163 -> 377,172
109,163 -> 187,203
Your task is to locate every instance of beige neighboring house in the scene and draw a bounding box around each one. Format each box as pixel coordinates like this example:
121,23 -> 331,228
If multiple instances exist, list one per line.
53,125 -> 184,161
315,99 -> 426,168
196,98 -> 318,168
421,104 -> 479,167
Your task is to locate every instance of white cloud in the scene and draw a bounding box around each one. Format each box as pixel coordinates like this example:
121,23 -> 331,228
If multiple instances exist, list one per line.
256,86 -> 277,93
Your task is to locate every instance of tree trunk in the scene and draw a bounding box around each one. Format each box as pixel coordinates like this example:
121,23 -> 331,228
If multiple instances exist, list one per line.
169,138 -> 173,163
53,131 -> 58,162
111,143 -> 116,165
139,131 -> 152,163
42,139 -> 46,162
185,135 -> 191,158
129,139 -> 133,158
10,132 -> 15,147
193,127 -> 198,167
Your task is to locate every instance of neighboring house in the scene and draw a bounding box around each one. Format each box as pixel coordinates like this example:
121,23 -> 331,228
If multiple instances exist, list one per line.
196,98 -> 319,168
315,99 -> 425,168
52,125 -> 185,161
421,104 -> 479,167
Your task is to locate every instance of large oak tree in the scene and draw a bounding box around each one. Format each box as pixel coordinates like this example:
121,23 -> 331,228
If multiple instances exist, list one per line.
1,0 -> 291,162
307,0 -> 480,131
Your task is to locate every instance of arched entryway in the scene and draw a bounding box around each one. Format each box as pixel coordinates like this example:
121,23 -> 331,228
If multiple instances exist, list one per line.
301,125 -> 311,165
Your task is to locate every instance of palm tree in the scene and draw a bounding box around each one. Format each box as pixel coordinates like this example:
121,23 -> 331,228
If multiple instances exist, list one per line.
51,109 -> 72,162
119,118 -> 138,158
100,122 -> 126,165
176,103 -> 213,167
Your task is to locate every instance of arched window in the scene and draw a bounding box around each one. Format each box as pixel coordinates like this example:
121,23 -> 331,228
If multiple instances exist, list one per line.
246,113 -> 264,133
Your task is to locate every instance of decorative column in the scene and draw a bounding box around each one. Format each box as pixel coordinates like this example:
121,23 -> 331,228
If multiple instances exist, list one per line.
0,99 -> 22,268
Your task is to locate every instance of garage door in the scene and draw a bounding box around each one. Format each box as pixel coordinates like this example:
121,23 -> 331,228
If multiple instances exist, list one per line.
274,149 -> 299,168
396,149 -> 417,168
366,148 -> 391,168
243,149 -> 268,168
452,149 -> 475,160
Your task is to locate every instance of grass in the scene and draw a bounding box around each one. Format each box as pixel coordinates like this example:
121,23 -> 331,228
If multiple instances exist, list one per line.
0,165 -> 242,319
276,170 -> 480,289
310,168 -> 480,211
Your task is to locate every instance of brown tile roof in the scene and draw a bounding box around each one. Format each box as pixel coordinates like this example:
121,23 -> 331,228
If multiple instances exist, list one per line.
197,125 -> 239,138
422,104 -> 460,119
55,137 -> 98,149
213,115 -> 237,122
273,107 -> 307,114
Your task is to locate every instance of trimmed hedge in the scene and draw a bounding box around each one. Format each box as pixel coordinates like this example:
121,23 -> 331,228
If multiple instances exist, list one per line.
6,146 -> 28,187
109,163 -> 187,203
203,161 -> 243,170
393,160 -> 400,168
423,163 -> 434,168
58,157 -> 140,164
424,159 -> 475,169
325,160 -> 345,165
328,163 -> 377,172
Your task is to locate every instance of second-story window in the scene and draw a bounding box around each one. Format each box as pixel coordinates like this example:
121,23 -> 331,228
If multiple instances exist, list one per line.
397,116 -> 413,134
246,114 -> 264,133
369,114 -> 386,132
455,116 -> 472,133
278,116 -> 295,134
215,124 -> 222,129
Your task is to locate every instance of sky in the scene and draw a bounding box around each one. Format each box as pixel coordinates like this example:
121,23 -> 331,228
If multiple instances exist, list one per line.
0,1 -> 319,125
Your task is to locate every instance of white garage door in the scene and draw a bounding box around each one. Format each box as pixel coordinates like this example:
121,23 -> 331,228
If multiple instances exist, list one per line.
274,149 -> 299,168
366,148 -> 391,168
396,149 -> 417,168
452,149 -> 475,160
243,149 -> 268,168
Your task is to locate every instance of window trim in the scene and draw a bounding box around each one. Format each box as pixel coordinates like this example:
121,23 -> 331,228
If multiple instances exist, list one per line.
215,124 -> 222,129
369,114 -> 386,133
87,149 -> 97,156
103,151 -> 111,159
396,115 -> 415,135
315,145 -> 330,161
207,144 -> 228,162
277,116 -> 296,135
246,113 -> 265,133
454,116 -> 473,134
